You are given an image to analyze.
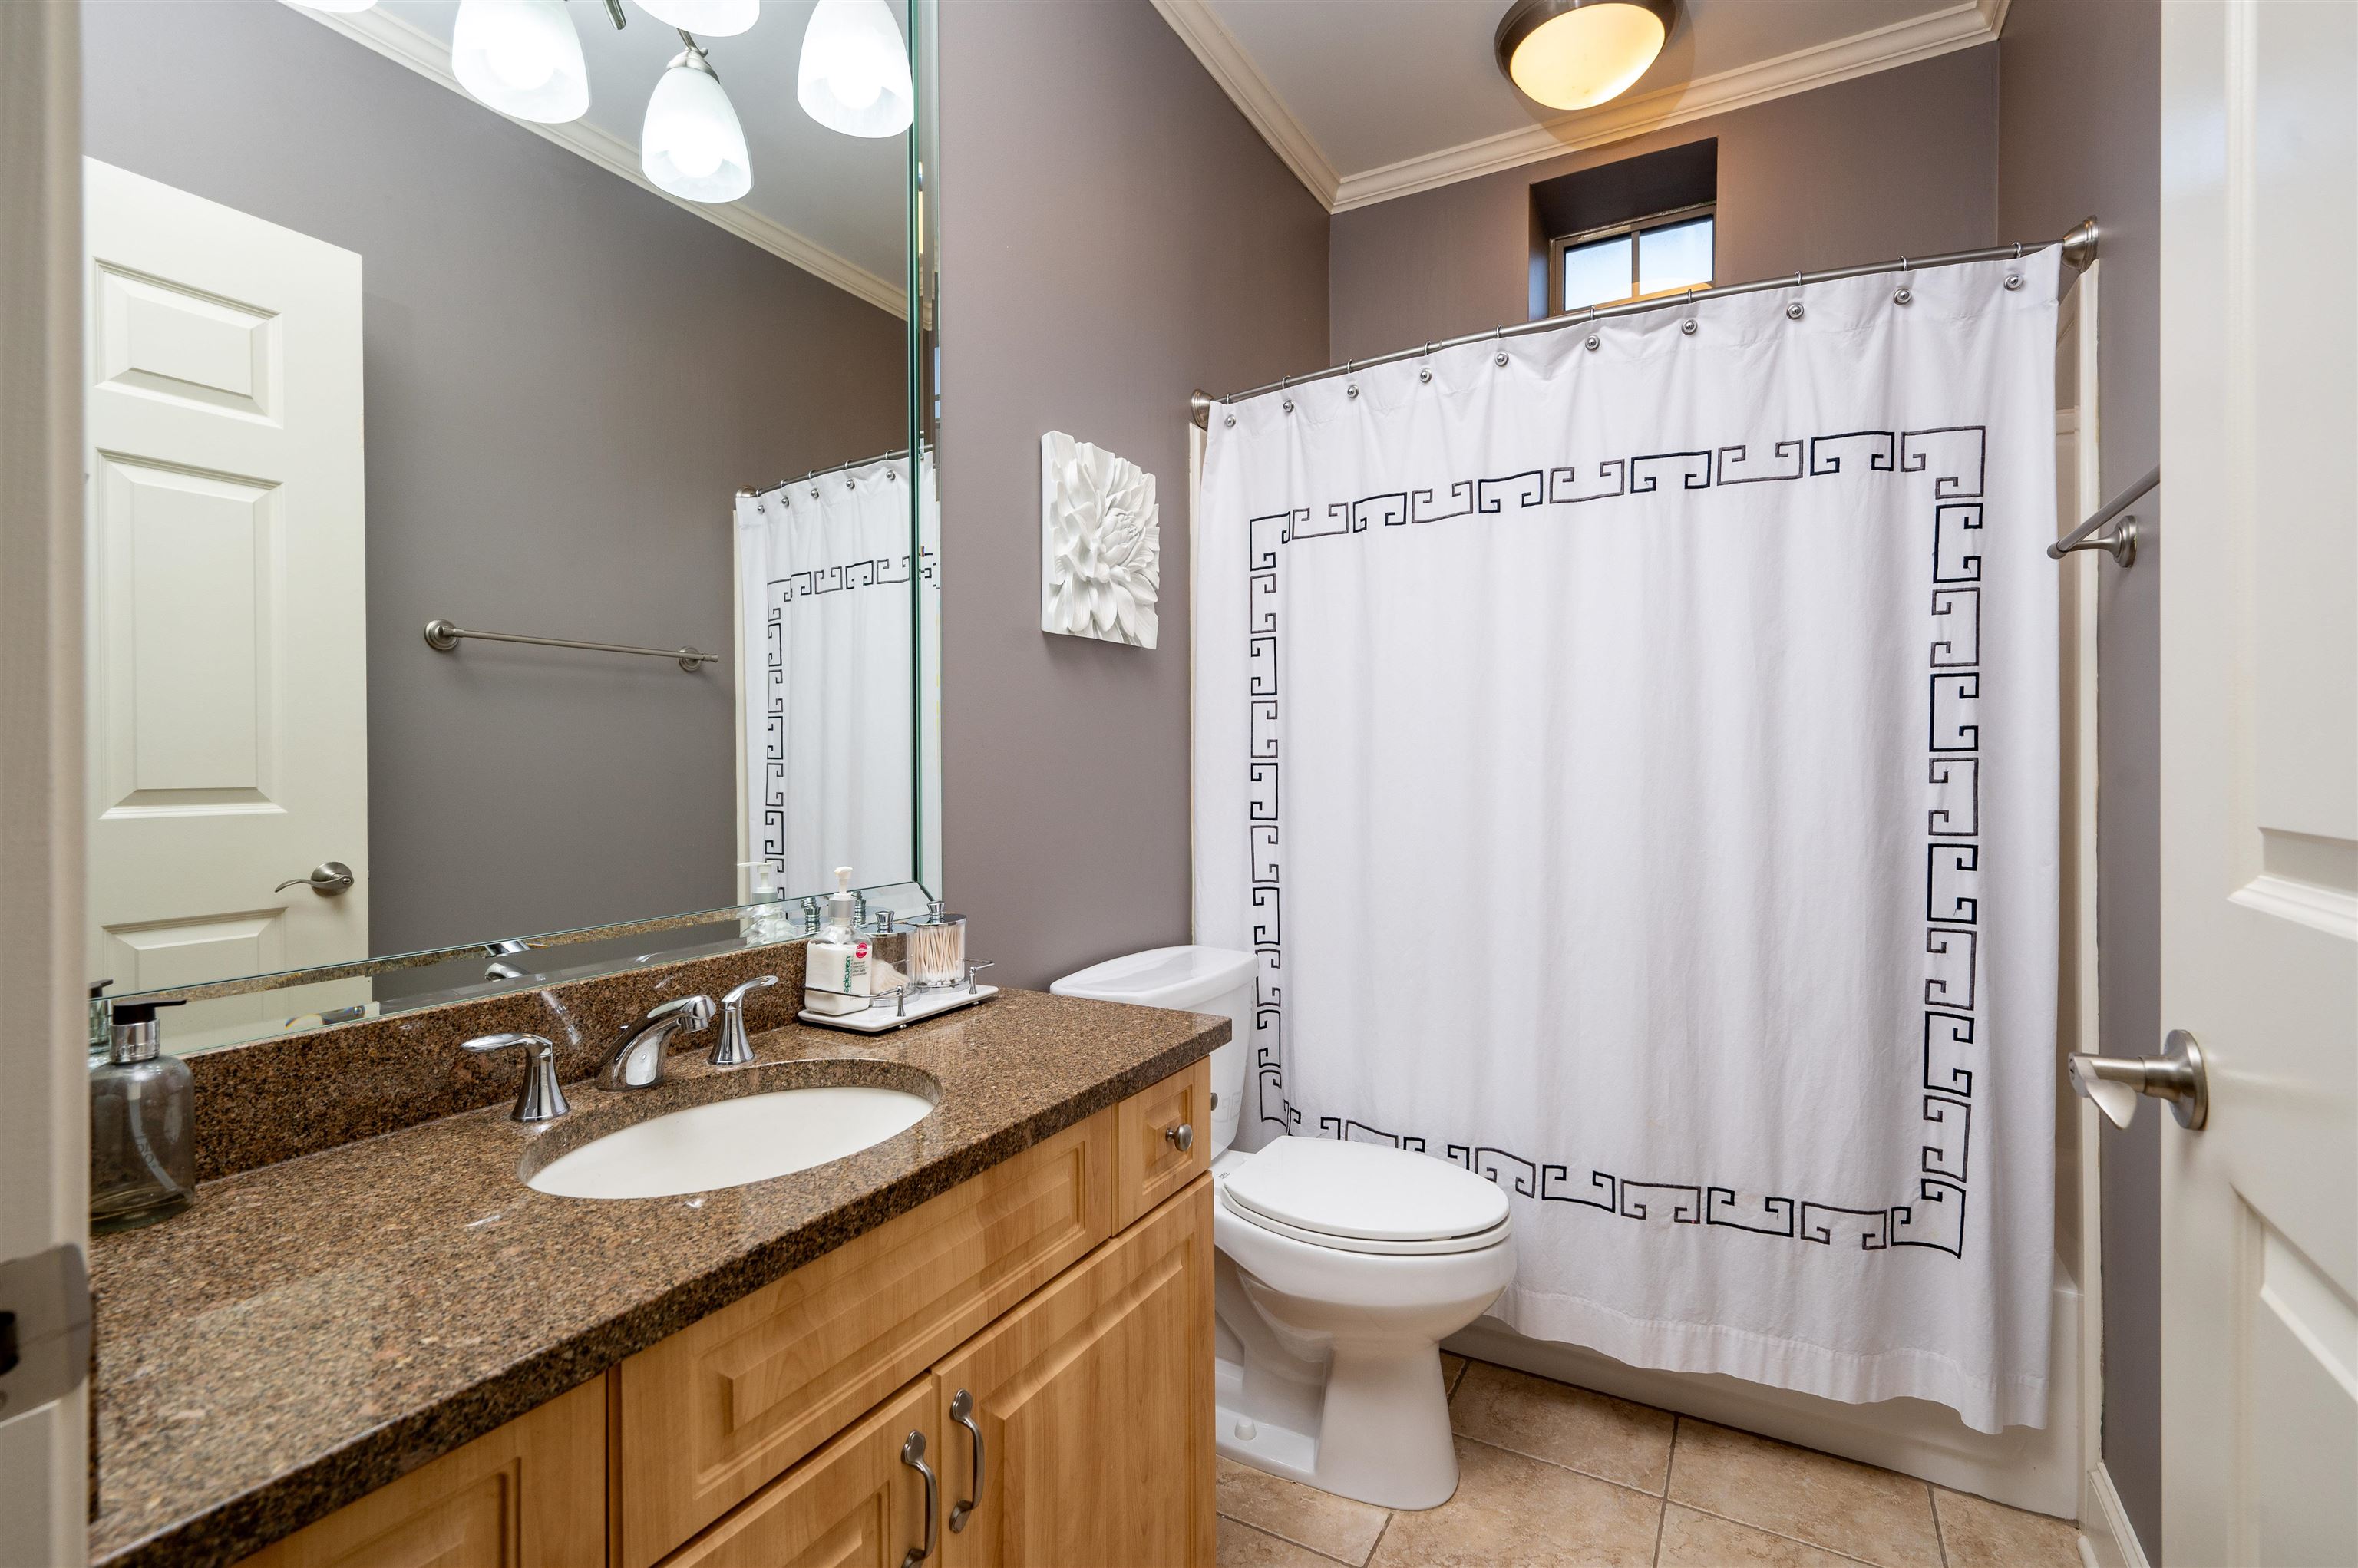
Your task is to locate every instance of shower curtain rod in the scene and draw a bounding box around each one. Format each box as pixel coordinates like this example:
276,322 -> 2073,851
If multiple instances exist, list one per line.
1192,218 -> 2099,422
736,445 -> 914,500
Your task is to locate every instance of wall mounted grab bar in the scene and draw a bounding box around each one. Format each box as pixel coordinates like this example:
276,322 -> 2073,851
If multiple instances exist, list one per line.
423,618 -> 719,672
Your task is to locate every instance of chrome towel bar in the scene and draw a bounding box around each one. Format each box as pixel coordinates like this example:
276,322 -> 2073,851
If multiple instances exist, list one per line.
423,618 -> 718,672
2049,463 -> 2157,567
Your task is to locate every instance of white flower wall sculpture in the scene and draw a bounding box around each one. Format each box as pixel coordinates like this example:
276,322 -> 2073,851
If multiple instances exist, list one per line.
1040,431 -> 1159,648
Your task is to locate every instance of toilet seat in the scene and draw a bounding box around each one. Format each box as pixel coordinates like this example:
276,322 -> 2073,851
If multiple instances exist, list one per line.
1220,1137 -> 1511,1256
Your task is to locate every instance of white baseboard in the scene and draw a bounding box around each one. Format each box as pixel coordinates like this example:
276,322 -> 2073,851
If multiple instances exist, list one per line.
2076,1464 -> 2152,1568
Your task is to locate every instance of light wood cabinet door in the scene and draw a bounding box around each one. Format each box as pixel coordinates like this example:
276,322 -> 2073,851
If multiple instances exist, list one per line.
659,1378 -> 934,1568
235,1378 -> 604,1568
933,1178 -> 1214,1568
618,1110 -> 1115,1568
1113,1061 -> 1211,1231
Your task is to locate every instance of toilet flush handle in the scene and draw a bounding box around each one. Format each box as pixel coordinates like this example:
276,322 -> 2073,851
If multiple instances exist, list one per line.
1165,1123 -> 1194,1153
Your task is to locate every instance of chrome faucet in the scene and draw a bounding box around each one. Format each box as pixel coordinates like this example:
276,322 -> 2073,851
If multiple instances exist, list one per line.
601,995 -> 714,1090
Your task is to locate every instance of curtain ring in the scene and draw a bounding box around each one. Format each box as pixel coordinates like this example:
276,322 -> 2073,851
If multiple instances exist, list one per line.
2013,241 -> 2024,259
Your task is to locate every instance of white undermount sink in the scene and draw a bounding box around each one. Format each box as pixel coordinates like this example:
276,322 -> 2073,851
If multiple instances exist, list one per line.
527,1086 -> 933,1200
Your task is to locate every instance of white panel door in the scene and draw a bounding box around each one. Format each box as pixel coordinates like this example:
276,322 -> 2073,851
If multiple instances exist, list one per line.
83,160 -> 368,1038
2158,5 -> 2358,1563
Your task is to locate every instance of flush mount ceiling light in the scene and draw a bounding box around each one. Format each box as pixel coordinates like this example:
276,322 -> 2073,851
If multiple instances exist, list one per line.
642,37 -> 752,203
797,0 -> 914,138
452,0 -> 591,123
1494,0 -> 1676,112
632,0 -> 759,38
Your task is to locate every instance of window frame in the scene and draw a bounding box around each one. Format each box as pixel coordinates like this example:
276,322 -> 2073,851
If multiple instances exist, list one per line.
1547,201 -> 1718,317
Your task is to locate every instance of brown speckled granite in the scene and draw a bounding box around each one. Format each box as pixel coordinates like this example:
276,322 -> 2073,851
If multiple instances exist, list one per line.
89,989 -> 1225,1568
187,939 -> 814,1181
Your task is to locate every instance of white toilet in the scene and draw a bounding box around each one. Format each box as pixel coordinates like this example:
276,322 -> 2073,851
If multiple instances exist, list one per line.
1052,946 -> 1515,1511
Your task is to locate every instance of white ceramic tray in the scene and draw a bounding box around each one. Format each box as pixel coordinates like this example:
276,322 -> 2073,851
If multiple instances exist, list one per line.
798,984 -> 999,1034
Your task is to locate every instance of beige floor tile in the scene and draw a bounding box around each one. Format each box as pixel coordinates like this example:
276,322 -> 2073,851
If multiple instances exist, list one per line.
1658,1504 -> 1863,1566
1448,1361 -> 1676,1493
1442,1352 -> 1468,1395
1666,1421 -> 1940,1568
1934,1487 -> 2082,1568
1217,1457 -> 1390,1566
1368,1437 -> 1661,1568
1220,1515 -> 1352,1568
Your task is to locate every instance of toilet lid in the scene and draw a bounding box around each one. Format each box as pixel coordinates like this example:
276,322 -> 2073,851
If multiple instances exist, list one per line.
1222,1137 -> 1511,1245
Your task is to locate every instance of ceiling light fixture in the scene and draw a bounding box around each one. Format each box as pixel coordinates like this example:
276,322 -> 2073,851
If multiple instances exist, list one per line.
1494,0 -> 1676,112
451,0 -> 591,123
642,32 -> 752,203
632,0 -> 759,38
796,0 -> 913,138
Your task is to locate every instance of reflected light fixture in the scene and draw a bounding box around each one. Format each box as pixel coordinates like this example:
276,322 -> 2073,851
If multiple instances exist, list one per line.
797,0 -> 914,138
632,0 -> 759,38
285,0 -> 378,12
451,0 -> 591,123
642,34 -> 752,203
1494,0 -> 1676,111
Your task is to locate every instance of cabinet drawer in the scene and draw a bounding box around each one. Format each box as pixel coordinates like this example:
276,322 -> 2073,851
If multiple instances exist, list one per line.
1115,1058 -> 1212,1230
657,1378 -> 933,1568
236,1378 -> 604,1568
617,1108 -> 1115,1568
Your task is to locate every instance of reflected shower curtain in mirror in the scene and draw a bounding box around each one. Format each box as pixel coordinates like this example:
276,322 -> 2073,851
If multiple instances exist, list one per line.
736,450 -> 938,896
1193,254 -> 2060,1433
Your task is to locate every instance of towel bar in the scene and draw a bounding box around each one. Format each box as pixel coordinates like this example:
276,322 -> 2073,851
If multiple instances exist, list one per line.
423,618 -> 718,672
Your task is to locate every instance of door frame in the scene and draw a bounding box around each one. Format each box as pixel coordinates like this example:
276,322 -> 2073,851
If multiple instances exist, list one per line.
0,2 -> 90,1562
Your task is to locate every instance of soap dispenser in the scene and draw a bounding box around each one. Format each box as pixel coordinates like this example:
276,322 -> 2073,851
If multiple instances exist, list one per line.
803,867 -> 873,1017
91,998 -> 195,1233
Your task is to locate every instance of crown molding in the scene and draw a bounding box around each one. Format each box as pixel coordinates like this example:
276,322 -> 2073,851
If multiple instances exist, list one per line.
1154,0 -> 2006,217
1147,0 -> 1342,208
281,2 -> 909,319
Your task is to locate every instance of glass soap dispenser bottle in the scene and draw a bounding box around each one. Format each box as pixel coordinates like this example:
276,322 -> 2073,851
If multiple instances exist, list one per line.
90,997 -> 194,1233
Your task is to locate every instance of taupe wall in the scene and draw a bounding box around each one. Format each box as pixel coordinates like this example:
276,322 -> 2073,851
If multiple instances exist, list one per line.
1999,0 -> 2164,1553
1329,47 -> 2000,361
82,2 -> 907,958
934,0 -> 1328,989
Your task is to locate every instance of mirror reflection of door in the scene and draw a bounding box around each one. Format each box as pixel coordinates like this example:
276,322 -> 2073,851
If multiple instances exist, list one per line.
83,158 -> 372,1042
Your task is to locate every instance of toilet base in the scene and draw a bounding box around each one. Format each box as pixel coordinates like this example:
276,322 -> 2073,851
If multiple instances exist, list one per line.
1213,1342 -> 1461,1511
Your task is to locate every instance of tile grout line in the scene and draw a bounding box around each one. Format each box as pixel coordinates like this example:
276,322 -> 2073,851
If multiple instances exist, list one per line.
1651,1415 -> 1679,1566
1362,1509 -> 1394,1568
1215,1512 -> 1369,1568
1929,1481 -> 1950,1568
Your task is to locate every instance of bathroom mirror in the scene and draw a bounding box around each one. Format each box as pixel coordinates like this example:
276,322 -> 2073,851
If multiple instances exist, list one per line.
79,0 -> 941,1051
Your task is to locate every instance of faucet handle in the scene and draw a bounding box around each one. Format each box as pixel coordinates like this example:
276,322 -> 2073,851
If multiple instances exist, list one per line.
462,1032 -> 570,1124
712,975 -> 778,1067
649,993 -> 715,1030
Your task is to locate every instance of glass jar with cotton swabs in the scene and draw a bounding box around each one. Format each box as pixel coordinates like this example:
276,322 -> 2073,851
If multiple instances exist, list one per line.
795,878 -> 996,1033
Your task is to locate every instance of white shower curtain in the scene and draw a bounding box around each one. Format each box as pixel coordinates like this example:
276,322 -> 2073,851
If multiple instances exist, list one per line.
1194,253 -> 2059,1433
736,449 -> 939,897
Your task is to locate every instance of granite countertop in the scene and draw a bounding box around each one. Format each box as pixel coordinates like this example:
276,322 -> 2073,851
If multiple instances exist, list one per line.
88,989 -> 1227,1568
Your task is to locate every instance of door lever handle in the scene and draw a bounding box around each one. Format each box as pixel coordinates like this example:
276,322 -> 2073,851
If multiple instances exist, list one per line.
276,862 -> 355,896
2069,1028 -> 2208,1131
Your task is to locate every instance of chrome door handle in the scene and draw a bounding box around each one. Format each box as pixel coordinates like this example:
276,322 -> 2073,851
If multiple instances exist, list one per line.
276,862 -> 355,896
900,1430 -> 937,1568
2069,1028 -> 2209,1131
948,1388 -> 984,1533
1165,1122 -> 1194,1153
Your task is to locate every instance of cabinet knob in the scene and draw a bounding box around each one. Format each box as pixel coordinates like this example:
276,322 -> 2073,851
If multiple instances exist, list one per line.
1165,1123 -> 1194,1153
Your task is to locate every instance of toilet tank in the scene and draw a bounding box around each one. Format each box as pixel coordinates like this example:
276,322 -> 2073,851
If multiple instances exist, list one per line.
1051,946 -> 1255,1155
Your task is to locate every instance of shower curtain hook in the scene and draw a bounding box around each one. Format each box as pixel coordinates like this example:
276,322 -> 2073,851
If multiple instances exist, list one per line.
1492,325 -> 1508,367
2012,241 -> 2024,259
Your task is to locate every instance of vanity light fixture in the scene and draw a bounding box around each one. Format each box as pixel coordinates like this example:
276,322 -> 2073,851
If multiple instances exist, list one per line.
642,32 -> 753,203
451,0 -> 592,123
797,0 -> 913,138
632,0 -> 759,37
1494,0 -> 1676,111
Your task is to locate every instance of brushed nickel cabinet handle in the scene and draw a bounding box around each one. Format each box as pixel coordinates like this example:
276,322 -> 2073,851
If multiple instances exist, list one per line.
948,1387 -> 985,1532
1165,1122 -> 1194,1153
900,1430 -> 937,1568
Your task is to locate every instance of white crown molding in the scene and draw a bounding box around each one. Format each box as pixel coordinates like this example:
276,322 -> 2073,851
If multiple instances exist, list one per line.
1155,0 -> 2006,216
281,2 -> 909,319
1147,0 -> 1341,208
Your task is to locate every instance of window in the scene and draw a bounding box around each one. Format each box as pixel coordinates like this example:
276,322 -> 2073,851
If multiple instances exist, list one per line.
1551,204 -> 1716,315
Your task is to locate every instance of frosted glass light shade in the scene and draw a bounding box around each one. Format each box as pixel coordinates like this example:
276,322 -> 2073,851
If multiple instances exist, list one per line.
452,0 -> 590,123
797,0 -> 913,138
1494,0 -> 1673,111
632,0 -> 759,37
642,54 -> 752,203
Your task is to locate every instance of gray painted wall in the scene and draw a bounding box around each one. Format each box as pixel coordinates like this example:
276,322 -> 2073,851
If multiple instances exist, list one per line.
82,1 -> 907,960
933,0 -> 1328,990
1329,47 -> 2000,361
1998,0 -> 2164,1553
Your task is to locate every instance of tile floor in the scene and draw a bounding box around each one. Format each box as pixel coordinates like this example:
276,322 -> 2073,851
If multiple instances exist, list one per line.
1214,1355 -> 2082,1568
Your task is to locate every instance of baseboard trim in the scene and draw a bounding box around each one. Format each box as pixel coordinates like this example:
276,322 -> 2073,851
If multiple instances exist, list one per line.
2077,1464 -> 2152,1568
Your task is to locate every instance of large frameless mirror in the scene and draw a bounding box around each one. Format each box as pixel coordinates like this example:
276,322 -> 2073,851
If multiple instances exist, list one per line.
78,0 -> 941,1051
